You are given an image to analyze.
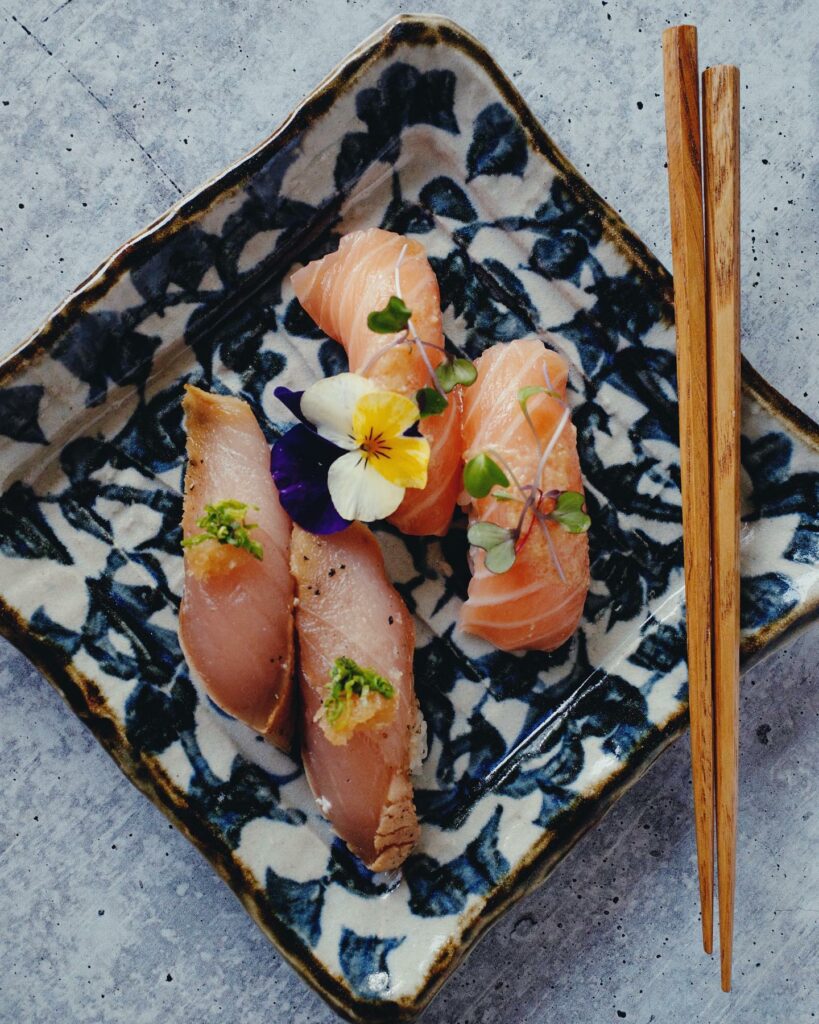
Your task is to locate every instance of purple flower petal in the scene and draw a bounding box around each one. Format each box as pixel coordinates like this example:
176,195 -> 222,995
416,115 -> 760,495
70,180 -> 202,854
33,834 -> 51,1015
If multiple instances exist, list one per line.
273,386 -> 307,424
271,424 -> 350,535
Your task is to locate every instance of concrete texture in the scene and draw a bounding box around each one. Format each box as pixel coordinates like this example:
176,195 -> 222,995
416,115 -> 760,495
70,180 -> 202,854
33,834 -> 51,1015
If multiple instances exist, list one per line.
0,2 -> 816,1021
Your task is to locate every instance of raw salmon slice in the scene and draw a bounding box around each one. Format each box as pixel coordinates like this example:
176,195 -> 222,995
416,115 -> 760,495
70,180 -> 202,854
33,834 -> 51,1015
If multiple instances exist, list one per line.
291,522 -> 421,871
460,339 -> 590,652
291,228 -> 462,536
179,385 -> 295,750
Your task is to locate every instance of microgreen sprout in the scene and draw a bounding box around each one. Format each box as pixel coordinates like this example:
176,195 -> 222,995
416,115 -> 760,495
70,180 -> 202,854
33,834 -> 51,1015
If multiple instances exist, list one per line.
323,656 -> 395,727
363,247 -> 478,418
181,499 -> 263,560
463,386 -> 590,574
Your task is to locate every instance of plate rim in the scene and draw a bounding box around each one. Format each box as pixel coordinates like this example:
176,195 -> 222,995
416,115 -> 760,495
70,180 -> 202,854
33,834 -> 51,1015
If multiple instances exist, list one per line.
1,13 -> 817,1022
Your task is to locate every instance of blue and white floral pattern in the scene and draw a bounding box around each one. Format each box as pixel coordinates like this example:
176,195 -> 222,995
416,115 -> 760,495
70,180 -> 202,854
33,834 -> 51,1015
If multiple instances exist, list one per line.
0,16 -> 817,1022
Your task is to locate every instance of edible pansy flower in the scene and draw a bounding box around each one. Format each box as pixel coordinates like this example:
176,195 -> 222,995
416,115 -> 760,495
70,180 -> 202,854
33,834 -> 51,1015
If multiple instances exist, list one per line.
270,373 -> 430,533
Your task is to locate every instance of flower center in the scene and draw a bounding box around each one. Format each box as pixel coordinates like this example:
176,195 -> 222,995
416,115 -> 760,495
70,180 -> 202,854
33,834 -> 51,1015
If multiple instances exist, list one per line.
358,427 -> 391,462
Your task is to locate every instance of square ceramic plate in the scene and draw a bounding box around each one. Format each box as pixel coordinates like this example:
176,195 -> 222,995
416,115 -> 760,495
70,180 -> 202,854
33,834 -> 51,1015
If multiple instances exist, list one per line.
1,15 -> 817,1023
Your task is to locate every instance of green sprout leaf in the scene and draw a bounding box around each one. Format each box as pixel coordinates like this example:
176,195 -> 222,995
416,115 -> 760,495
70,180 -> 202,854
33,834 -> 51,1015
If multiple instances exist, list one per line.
435,356 -> 478,393
467,521 -> 512,549
181,499 -> 264,560
517,384 -> 559,410
324,656 -> 395,726
463,453 -> 510,499
467,521 -> 517,574
367,295 -> 412,334
415,386 -> 448,419
548,490 -> 591,534
484,538 -> 517,574
517,385 -> 561,446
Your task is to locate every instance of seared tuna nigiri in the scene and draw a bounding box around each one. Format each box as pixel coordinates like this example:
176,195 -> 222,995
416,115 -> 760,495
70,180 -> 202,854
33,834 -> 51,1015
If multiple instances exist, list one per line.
179,385 -> 295,750
291,228 -> 462,536
460,339 -> 590,652
291,522 -> 421,870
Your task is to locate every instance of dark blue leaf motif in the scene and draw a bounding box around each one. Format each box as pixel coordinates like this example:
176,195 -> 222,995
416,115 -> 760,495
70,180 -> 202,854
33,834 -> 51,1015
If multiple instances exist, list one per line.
739,434 -> 818,569
29,607 -> 81,658
750,470 -> 819,521
784,520 -> 819,565
741,431 -> 792,491
338,928 -> 404,999
131,223 -> 217,307
740,573 -> 799,630
380,171 -> 434,235
327,838 -> 396,898
334,63 -> 458,191
404,805 -> 509,917
481,258 -> 540,329
318,338 -> 349,378
0,481 -> 73,564
52,311 -> 162,407
466,103 -> 527,181
584,270 -> 669,344
187,755 -> 306,847
265,868 -> 326,948
0,385 -> 47,445
335,132 -> 377,196
436,704 -> 507,791
217,139 -> 319,284
552,309 -> 619,380
534,176 -> 604,245
529,232 -> 590,283
418,176 -> 477,222
283,297 -> 329,339
126,674 -> 195,755
83,551 -> 181,687
430,249 -> 531,357
629,622 -> 686,673
114,381 -> 187,476
58,493 -> 113,545
60,435 -> 120,482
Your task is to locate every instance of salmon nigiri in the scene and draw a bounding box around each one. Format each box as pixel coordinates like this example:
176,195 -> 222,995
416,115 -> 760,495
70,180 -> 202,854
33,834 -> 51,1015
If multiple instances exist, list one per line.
291,522 -> 422,870
179,385 -> 295,750
460,339 -> 590,652
291,228 -> 462,536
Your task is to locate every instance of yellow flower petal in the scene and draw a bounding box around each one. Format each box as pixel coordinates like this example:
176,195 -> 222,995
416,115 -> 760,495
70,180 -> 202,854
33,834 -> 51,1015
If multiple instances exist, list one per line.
327,450 -> 405,522
370,435 -> 430,489
352,391 -> 419,445
301,373 -> 375,449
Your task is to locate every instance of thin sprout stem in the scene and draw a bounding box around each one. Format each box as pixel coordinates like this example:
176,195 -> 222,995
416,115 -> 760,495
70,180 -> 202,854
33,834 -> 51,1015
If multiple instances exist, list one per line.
520,400 -> 544,456
513,498 -> 531,540
414,337 -> 448,353
542,359 -> 556,395
532,406 -> 570,491
535,510 -> 567,584
485,449 -> 528,501
359,332 -> 410,377
394,243 -> 408,299
412,322 -> 447,396
394,243 -> 448,396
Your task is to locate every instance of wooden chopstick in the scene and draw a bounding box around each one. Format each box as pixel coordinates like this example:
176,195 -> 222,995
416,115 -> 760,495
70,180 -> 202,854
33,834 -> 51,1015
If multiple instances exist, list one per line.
703,63 -> 741,992
662,24 -> 715,956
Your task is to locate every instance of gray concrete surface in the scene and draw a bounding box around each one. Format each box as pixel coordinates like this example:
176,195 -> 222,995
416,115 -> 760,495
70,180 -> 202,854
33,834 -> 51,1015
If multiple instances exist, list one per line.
1,2 -> 817,1022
